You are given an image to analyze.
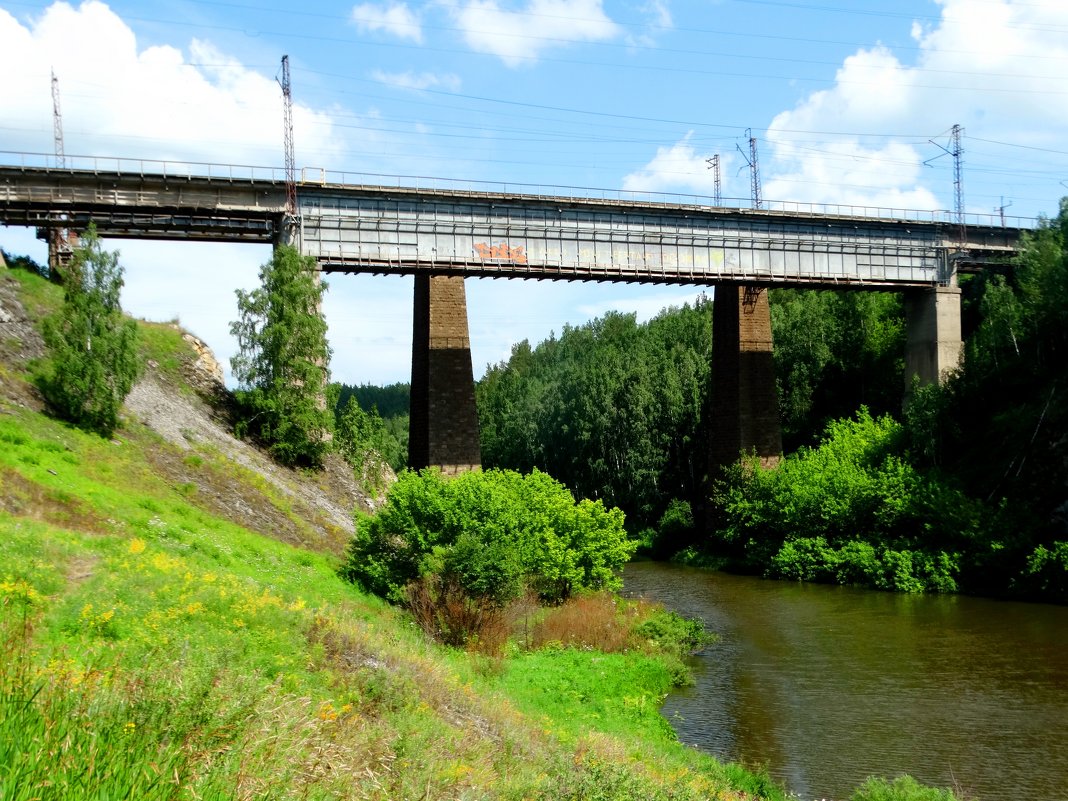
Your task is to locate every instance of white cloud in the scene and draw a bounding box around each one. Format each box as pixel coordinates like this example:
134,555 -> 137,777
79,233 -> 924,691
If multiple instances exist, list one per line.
620,1 -> 1068,216
625,0 -> 673,48
371,69 -> 462,91
441,0 -> 621,68
621,132 -> 731,198
760,0 -> 1068,213
0,2 -> 341,166
351,2 -> 424,43
644,0 -> 672,29
0,2 -> 355,383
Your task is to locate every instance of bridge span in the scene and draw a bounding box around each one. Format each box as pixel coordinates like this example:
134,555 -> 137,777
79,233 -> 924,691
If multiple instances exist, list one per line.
0,160 -> 1030,475
0,163 -> 1022,288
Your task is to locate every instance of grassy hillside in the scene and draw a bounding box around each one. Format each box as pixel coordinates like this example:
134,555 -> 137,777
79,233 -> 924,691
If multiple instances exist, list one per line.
0,265 -> 786,800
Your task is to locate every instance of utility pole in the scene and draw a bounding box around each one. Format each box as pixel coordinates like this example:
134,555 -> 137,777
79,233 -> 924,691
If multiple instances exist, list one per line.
51,68 -> 65,169
951,123 -> 964,241
995,197 -> 1012,227
706,154 -> 722,206
736,129 -> 762,209
278,55 -> 297,220
925,124 -> 965,243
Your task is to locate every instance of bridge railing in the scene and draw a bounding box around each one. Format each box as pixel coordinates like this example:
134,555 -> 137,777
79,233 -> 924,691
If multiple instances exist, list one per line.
301,167 -> 1037,229
0,150 -> 286,184
0,151 -> 1037,229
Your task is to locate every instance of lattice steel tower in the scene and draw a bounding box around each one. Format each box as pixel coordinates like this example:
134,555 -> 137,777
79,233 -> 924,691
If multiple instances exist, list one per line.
736,129 -> 762,210
51,68 -> 65,168
279,55 -> 297,218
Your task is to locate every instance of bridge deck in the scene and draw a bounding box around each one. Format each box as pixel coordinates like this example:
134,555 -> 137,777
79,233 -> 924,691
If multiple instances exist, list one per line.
0,166 -> 1025,288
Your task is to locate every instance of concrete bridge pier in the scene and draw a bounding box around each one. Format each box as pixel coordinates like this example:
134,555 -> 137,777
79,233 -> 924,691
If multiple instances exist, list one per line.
408,275 -> 482,475
709,284 -> 783,472
904,285 -> 963,389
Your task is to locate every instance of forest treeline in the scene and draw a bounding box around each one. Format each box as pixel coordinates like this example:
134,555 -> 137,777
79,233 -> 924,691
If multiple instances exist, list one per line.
332,382 -> 411,472
474,201 -> 1068,602
475,290 -> 907,534
478,298 -> 714,531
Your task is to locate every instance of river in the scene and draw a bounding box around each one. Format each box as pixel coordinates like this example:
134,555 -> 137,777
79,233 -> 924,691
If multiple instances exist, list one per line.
623,561 -> 1068,801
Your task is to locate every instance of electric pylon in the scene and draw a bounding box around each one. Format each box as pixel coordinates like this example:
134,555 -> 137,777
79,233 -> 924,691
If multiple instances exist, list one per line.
925,124 -> 966,244
736,130 -> 762,209
951,123 -> 964,240
51,68 -> 65,168
279,55 -> 297,218
706,154 -> 722,206
48,68 -> 74,279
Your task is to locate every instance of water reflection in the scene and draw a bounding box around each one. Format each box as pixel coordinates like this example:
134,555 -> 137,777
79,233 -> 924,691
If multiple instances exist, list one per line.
624,561 -> 1068,801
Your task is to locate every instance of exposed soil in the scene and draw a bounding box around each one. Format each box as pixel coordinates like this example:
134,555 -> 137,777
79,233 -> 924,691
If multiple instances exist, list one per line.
0,466 -> 112,535
123,353 -> 377,557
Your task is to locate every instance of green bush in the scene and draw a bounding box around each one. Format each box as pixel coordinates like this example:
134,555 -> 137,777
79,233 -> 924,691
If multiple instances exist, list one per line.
333,395 -> 398,492
341,468 -> 635,607
710,409 -> 977,593
632,607 -> 714,658
643,498 -> 694,558
1022,541 -> 1068,599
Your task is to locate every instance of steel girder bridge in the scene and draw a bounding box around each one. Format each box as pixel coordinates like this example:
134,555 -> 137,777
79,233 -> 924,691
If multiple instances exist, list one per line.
0,160 -> 1030,473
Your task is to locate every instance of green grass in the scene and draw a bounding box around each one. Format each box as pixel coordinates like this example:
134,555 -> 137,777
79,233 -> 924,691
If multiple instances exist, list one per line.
137,319 -> 196,389
0,287 -> 777,801
5,267 -> 63,319
0,267 -> 963,801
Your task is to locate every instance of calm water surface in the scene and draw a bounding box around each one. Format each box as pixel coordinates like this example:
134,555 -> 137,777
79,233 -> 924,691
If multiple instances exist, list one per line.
623,561 -> 1068,801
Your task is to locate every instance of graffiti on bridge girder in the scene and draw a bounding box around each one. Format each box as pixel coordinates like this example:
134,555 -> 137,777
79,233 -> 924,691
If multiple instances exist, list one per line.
474,243 -> 527,264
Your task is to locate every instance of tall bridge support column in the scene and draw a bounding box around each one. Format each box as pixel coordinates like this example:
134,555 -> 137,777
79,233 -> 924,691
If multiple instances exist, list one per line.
409,275 -> 482,475
904,285 -> 962,389
709,285 -> 782,472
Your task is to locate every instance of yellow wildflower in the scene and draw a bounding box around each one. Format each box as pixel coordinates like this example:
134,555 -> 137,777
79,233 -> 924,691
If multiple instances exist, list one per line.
128,538 -> 146,555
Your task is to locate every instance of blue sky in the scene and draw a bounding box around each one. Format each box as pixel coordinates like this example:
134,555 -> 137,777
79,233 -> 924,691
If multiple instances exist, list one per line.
2,0 -> 1066,386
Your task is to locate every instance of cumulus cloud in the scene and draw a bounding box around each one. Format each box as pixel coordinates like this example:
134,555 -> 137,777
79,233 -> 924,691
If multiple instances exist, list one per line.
0,2 -> 351,384
625,0 -> 1068,215
371,69 -> 462,91
0,1 -> 341,167
762,0 -> 1068,213
621,132 -> 733,198
441,0 -> 621,68
351,2 -> 424,43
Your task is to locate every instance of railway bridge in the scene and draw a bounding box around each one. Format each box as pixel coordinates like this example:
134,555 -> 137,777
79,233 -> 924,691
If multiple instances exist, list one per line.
0,158 -> 1027,474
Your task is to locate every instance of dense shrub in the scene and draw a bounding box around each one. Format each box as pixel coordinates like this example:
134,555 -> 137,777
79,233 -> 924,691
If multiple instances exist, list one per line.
341,468 -> 636,609
710,409 -> 980,593
333,395 -> 398,493
405,574 -> 510,651
528,593 -> 712,661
